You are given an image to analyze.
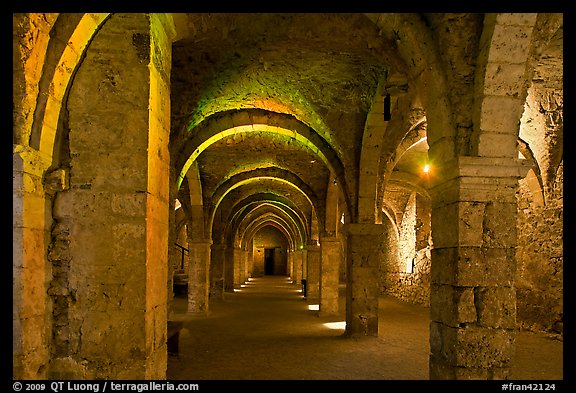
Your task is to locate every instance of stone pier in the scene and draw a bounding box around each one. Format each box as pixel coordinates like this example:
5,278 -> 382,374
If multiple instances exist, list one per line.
306,244 -> 321,301
186,240 -> 211,315
343,223 -> 384,337
320,237 -> 341,315
428,156 -> 531,379
210,244 -> 226,300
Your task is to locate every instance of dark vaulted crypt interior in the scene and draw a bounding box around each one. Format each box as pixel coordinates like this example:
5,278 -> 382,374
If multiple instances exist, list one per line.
13,12 -> 564,381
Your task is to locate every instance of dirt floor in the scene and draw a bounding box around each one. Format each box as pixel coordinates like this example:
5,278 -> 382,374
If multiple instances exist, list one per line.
167,275 -> 563,381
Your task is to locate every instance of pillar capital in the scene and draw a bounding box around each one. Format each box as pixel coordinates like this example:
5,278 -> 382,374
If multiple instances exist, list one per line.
428,156 -> 533,206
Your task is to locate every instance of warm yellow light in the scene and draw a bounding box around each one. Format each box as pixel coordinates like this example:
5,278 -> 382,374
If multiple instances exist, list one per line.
423,164 -> 430,173
323,321 -> 346,330
308,304 -> 319,311
233,289 -> 242,293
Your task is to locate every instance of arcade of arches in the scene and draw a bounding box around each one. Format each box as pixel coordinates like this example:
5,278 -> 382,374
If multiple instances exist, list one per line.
13,13 -> 563,380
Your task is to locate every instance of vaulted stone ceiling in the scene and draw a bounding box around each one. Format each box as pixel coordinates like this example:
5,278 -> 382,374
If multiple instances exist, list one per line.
169,13 -> 427,245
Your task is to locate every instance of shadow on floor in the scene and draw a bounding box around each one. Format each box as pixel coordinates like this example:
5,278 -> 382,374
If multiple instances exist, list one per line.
167,275 -> 563,381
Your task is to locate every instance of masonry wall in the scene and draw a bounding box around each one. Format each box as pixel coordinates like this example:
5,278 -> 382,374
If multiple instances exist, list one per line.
515,85 -> 563,336
381,192 -> 432,306
252,226 -> 289,276
516,162 -> 563,335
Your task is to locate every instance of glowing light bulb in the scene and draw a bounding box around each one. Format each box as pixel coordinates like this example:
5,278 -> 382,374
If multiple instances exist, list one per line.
423,164 -> 430,174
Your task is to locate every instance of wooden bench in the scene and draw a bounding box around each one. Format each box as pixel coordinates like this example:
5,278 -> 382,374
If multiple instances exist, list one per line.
167,321 -> 184,356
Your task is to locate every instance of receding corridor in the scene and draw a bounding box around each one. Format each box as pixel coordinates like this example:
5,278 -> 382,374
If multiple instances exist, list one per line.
167,275 -> 563,381
14,13 -> 564,380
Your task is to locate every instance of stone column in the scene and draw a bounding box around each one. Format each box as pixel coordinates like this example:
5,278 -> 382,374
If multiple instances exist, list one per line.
186,240 -> 211,315
240,249 -> 248,284
428,156 -> 531,380
343,223 -> 384,337
224,246 -> 234,292
292,250 -> 303,289
306,243 -> 321,302
247,245 -> 254,278
233,246 -> 242,288
210,244 -> 226,300
46,14 -> 174,379
13,146 -> 52,379
301,248 -> 308,282
287,250 -> 294,283
320,237 -> 341,316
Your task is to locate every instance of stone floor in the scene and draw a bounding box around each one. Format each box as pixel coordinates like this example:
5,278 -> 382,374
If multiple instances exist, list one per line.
167,275 -> 563,382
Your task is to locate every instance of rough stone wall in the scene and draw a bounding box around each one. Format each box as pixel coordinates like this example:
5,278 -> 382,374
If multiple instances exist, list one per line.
381,192 -> 432,306
516,163 -> 563,335
515,85 -> 563,336
252,226 -> 289,276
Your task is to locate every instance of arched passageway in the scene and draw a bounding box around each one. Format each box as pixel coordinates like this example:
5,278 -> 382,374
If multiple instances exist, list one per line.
13,12 -> 563,380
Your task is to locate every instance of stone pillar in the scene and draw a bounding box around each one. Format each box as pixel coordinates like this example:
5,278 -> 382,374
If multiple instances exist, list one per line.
343,223 -> 384,337
186,240 -> 211,315
210,244 -> 226,300
306,243 -> 321,302
320,237 -> 341,316
224,246 -> 234,292
287,250 -> 294,283
233,246 -> 242,288
247,248 -> 254,278
301,248 -> 308,281
240,249 -> 248,284
46,14 -> 174,379
428,156 -> 531,380
13,146 -> 52,379
292,250 -> 303,288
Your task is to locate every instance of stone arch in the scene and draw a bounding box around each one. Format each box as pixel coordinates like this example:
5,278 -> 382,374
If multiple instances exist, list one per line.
517,138 -> 545,207
367,13 -> 456,167
180,161 -> 207,239
471,13 -> 542,158
174,109 -> 351,218
207,167 -> 322,240
35,13 -> 110,161
241,215 -> 298,252
324,177 -> 340,237
229,201 -> 307,249
227,193 -> 310,243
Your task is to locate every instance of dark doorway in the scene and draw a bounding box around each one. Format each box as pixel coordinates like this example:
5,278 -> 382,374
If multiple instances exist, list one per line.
264,248 -> 274,275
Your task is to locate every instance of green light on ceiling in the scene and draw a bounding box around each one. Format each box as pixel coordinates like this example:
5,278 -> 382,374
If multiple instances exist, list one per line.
177,125 -> 329,189
213,176 -> 313,214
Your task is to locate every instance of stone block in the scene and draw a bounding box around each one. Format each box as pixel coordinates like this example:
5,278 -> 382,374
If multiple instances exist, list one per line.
483,63 -> 526,97
488,24 -> 534,64
477,132 -> 519,158
430,284 -> 477,327
431,322 -> 515,368
474,287 -> 516,329
478,95 -> 524,134
431,247 -> 515,287
495,13 -> 538,27
482,202 -> 517,247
